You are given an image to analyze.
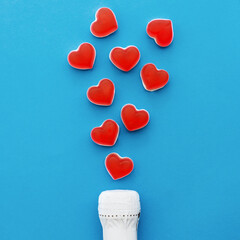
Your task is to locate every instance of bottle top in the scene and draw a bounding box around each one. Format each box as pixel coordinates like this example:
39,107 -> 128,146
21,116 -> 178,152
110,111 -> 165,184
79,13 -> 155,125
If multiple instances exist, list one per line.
98,190 -> 140,216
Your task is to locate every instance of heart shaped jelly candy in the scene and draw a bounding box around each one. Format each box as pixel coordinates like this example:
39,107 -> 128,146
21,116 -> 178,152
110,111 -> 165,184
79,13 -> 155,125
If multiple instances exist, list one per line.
109,46 -> 140,72
68,43 -> 96,69
87,79 -> 115,106
121,104 -> 149,131
90,7 -> 118,38
91,119 -> 119,146
140,63 -> 169,91
147,19 -> 173,47
105,153 -> 134,180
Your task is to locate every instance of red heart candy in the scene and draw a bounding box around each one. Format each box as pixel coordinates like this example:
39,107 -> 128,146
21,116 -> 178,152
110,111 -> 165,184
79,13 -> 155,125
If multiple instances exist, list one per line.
140,63 -> 169,91
146,19 -> 173,47
87,79 -> 115,106
68,43 -> 96,69
109,46 -> 140,72
121,104 -> 149,131
90,7 -> 118,38
91,119 -> 119,146
105,153 -> 134,180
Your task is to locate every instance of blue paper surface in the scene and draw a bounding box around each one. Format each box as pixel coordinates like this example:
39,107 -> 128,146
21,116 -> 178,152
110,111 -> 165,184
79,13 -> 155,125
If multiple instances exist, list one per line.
0,0 -> 240,239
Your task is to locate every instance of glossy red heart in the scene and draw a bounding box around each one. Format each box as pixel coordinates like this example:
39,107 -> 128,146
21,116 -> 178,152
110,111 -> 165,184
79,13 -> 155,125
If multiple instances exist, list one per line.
68,43 -> 96,69
109,46 -> 140,72
121,104 -> 149,131
147,19 -> 173,47
87,79 -> 115,106
140,63 -> 169,91
105,153 -> 134,180
91,119 -> 119,146
90,7 -> 118,38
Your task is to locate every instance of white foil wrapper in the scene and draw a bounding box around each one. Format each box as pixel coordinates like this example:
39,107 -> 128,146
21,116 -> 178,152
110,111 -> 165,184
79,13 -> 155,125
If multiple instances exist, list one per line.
98,190 -> 140,240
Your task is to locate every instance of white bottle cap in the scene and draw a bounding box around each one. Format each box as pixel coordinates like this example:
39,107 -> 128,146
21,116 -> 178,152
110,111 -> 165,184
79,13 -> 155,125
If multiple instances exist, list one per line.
98,190 -> 140,217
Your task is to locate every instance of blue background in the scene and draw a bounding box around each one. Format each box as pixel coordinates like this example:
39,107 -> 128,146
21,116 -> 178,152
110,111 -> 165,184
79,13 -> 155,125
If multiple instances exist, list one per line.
1,0 -> 240,239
